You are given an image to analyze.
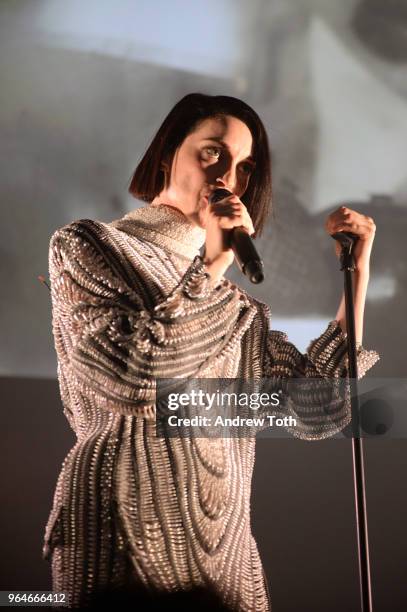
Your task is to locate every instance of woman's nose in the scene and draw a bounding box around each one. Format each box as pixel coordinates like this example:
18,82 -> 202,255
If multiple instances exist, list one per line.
215,175 -> 234,193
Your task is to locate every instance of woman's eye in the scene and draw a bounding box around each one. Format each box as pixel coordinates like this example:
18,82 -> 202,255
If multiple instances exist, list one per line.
241,163 -> 254,175
202,147 -> 220,158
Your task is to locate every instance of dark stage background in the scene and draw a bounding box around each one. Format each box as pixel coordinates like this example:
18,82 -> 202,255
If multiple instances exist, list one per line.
1,1 -> 406,610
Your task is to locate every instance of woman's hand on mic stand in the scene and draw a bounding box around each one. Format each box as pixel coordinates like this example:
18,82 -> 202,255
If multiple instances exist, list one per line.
325,205 -> 376,344
325,205 -> 376,273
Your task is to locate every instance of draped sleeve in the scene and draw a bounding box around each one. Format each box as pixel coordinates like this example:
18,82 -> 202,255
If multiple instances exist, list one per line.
260,304 -> 380,441
49,219 -> 247,418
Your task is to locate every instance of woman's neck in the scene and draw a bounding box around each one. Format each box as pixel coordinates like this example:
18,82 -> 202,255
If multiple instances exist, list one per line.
150,194 -> 203,229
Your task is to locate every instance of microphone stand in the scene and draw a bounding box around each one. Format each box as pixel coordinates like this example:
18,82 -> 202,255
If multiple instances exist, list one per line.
331,231 -> 373,612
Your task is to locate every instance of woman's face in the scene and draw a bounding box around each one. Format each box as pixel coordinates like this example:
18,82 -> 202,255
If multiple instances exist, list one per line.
152,115 -> 255,228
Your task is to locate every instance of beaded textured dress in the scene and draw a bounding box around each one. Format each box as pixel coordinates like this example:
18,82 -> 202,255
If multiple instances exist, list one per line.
43,203 -> 380,610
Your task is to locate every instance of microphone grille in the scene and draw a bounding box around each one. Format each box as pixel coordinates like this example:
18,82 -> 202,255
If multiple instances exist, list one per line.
209,188 -> 233,204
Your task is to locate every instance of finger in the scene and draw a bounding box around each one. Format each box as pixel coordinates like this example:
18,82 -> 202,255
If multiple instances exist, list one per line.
331,221 -> 373,237
225,194 -> 241,204
326,207 -> 352,225
333,220 -> 366,230
212,208 -> 238,219
330,212 -> 352,227
330,224 -> 358,234
212,204 -> 244,219
218,216 -> 254,234
213,204 -> 237,214
211,200 -> 240,211
217,212 -> 244,223
217,215 -> 246,230
338,205 -> 354,216
213,194 -> 240,206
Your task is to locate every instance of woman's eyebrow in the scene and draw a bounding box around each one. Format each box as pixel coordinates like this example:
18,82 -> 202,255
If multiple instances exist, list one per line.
200,137 -> 255,163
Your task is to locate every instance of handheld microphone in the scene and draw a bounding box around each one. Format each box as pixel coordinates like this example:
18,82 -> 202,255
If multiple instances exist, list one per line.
209,188 -> 265,284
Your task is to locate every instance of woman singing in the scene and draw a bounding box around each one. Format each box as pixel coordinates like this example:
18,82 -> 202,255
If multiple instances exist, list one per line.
43,93 -> 379,610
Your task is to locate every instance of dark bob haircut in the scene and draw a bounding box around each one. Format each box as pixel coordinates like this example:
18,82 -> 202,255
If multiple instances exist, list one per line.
128,93 -> 272,238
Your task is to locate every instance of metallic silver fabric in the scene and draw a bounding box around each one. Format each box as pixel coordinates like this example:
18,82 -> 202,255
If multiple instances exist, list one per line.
43,203 -> 380,609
